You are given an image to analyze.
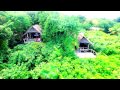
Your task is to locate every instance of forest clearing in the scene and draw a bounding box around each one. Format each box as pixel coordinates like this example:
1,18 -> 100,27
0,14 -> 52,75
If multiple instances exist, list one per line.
0,11 -> 120,79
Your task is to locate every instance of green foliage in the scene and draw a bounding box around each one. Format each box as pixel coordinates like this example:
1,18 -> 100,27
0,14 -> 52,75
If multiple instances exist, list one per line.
38,12 -> 80,57
0,11 -> 8,25
26,11 -> 39,24
0,11 -> 120,79
0,17 -> 13,63
30,64 -> 59,79
0,64 -> 30,79
109,23 -> 120,35
28,54 -> 120,79
82,21 -> 93,30
78,15 -> 86,23
38,11 -> 51,29
85,30 -> 120,55
114,17 -> 120,22
6,11 -> 32,48
9,42 -> 44,70
97,19 -> 116,33
0,26 -> 13,40
7,11 -> 32,31
1,53 -> 120,79
89,18 -> 116,33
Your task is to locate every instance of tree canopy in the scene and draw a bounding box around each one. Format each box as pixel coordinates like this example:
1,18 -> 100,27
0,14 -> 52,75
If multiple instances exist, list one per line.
0,11 -> 120,79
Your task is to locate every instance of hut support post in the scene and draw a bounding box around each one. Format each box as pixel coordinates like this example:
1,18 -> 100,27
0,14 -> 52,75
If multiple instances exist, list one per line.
30,33 -> 31,39
27,34 -> 28,41
88,44 -> 89,49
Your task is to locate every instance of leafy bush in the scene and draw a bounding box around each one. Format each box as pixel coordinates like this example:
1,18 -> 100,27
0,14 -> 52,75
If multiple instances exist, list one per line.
109,23 -> 120,35
85,30 -> 120,55
9,42 -> 44,70
1,11 -> 120,79
0,64 -> 30,79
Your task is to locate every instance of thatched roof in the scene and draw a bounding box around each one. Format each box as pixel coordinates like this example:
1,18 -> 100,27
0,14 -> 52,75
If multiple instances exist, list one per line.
78,32 -> 84,40
23,24 -> 42,36
32,24 -> 42,33
78,32 -> 92,45
80,37 -> 90,43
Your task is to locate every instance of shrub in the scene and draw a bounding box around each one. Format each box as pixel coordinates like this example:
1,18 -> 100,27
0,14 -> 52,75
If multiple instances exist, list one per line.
0,64 -> 30,79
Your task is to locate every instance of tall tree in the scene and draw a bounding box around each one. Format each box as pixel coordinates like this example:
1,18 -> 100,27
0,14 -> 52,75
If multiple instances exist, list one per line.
0,11 -> 13,63
98,19 -> 116,33
78,15 -> 86,23
114,17 -> 120,22
38,12 -> 80,56
6,11 -> 32,48
26,11 -> 39,24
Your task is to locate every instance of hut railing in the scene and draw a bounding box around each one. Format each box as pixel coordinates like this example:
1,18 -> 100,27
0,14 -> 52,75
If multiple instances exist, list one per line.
23,38 -> 35,43
90,49 -> 96,55
23,38 -> 41,43
79,48 -> 96,55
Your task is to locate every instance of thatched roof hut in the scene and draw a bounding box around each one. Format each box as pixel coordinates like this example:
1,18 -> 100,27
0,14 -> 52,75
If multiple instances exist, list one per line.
23,24 -> 42,43
23,24 -> 42,36
78,32 -> 92,49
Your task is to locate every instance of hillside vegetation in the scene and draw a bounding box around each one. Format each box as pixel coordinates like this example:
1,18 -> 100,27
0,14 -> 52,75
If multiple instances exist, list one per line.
0,11 -> 120,79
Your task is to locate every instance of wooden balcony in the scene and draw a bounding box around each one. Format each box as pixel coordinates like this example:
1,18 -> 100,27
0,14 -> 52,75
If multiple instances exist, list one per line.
23,38 -> 41,43
78,47 -> 96,55
75,48 -> 96,58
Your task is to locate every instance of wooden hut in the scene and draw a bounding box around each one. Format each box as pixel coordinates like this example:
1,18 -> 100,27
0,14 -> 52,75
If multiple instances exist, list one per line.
23,24 -> 42,43
78,33 -> 93,52
76,32 -> 96,57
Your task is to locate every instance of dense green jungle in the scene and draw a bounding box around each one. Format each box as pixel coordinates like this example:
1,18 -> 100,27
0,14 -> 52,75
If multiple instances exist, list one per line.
0,11 -> 120,79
